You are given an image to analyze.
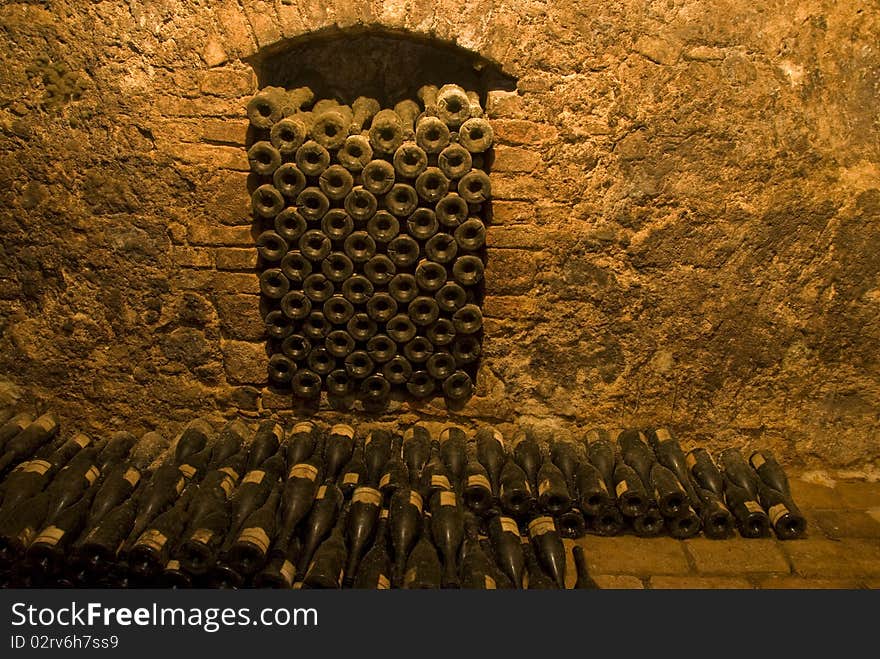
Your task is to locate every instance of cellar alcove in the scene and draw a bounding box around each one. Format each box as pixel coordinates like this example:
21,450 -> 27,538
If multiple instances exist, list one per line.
245,28 -> 517,415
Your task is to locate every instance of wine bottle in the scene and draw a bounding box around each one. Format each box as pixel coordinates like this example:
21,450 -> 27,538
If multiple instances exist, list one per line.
388,487 -> 423,587
69,498 -> 137,582
246,420 -> 283,472
572,545 -> 599,589
719,448 -> 760,500
633,503 -> 665,538
402,425 -> 432,488
221,454 -> 285,554
0,434 -> 88,517
177,501 -> 229,577
42,447 -> 102,526
369,109 -> 405,155
403,514 -> 442,589
296,481 -> 344,577
0,413 -> 58,476
498,459 -> 533,518
172,419 -> 212,466
124,464 -> 187,552
537,460 -> 572,515
378,434 -> 407,502
686,448 -> 726,497
574,461 -> 612,516
161,558 -> 192,589
590,504 -> 626,537
512,430 -> 542,493
694,487 -> 735,539
302,504 -> 349,589
0,412 -> 33,449
353,507 -> 392,589
650,428 -> 702,510
419,440 -> 453,502
621,439 -> 657,495
176,440 -> 213,483
0,491 -> 51,568
430,490 -> 464,588
439,427 -> 467,490
324,424 -> 355,482
723,478 -> 770,538
253,538 -> 300,589
612,462 -> 648,518
522,537 -> 556,589
475,426 -> 507,497
749,450 -> 793,498
650,463 -> 690,517
127,486 -> 194,582
528,516 -> 566,589
363,429 -> 392,488
342,486 -> 382,586
557,508 -> 587,539
666,504 -> 702,539
86,461 -> 143,528
27,488 -> 96,580
487,513 -> 524,588
285,421 -> 319,467
757,481 -> 807,540
586,433 -> 617,495
550,441 -> 580,493
227,484 -> 282,576
208,420 -> 249,470
337,436 -> 368,499
462,454 -> 494,515
96,431 -> 137,472
459,513 -> 498,589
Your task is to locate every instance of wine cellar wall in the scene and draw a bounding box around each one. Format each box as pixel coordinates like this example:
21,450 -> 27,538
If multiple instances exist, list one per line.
0,2 -> 879,472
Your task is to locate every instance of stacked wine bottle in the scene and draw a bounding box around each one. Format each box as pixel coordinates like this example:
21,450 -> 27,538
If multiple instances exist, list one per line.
0,411 -> 806,590
248,83 -> 491,408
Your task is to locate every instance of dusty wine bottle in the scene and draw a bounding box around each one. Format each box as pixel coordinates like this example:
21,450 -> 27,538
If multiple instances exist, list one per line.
338,133 -> 373,172
344,186 -> 378,221
757,480 -> 807,540
512,430 -> 542,494
362,159 -> 396,195
369,109 -> 405,155
487,513 -> 524,588
378,435 -> 407,501
296,481 -> 344,577
338,436 -> 368,498
499,459 -> 533,519
719,447 -> 761,501
458,513 -> 498,589
403,512 -> 442,589
475,426 -> 506,498
295,140 -> 331,177
402,425 -> 432,488
723,478 -> 770,538
537,460 -> 572,515
0,413 -> 58,477
393,141 -> 428,178
343,486 -> 382,586
253,538 -> 301,589
650,463 -> 690,517
572,545 -> 599,589
227,484 -> 282,576
557,508 -> 587,539
302,504 -> 348,589
352,507 -> 392,589
612,462 -> 648,518
527,516 -> 566,589
27,488 -> 96,580
389,487 -> 423,587
127,486 -> 194,582
221,454 -> 285,554
273,453 -> 323,559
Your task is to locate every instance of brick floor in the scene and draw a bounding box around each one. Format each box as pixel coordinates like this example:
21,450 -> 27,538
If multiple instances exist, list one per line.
836,481 -> 880,509
683,538 -> 791,575
781,539 -> 874,578
756,575 -> 867,589
649,576 -> 753,589
591,575 -> 645,589
788,479 -> 846,509
574,536 -> 691,576
811,510 -> 880,539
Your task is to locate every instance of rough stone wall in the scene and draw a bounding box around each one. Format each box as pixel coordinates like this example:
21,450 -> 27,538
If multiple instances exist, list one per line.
0,1 -> 878,470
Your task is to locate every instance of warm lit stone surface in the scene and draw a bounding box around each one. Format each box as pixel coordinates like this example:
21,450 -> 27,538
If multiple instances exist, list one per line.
0,1 -> 876,474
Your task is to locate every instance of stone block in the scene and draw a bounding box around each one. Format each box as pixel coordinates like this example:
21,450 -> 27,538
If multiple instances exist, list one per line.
171,247 -> 214,269
221,340 -> 268,385
574,536 -> 691,576
484,249 -> 539,294
649,576 -> 754,589
216,294 -> 264,340
684,538 -> 790,575
811,510 -> 880,539
216,248 -> 258,271
491,146 -> 541,173
491,119 -> 557,146
782,539 -> 879,578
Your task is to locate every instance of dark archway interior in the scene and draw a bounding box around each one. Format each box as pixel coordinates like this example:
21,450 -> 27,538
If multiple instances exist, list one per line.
248,28 -> 517,108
